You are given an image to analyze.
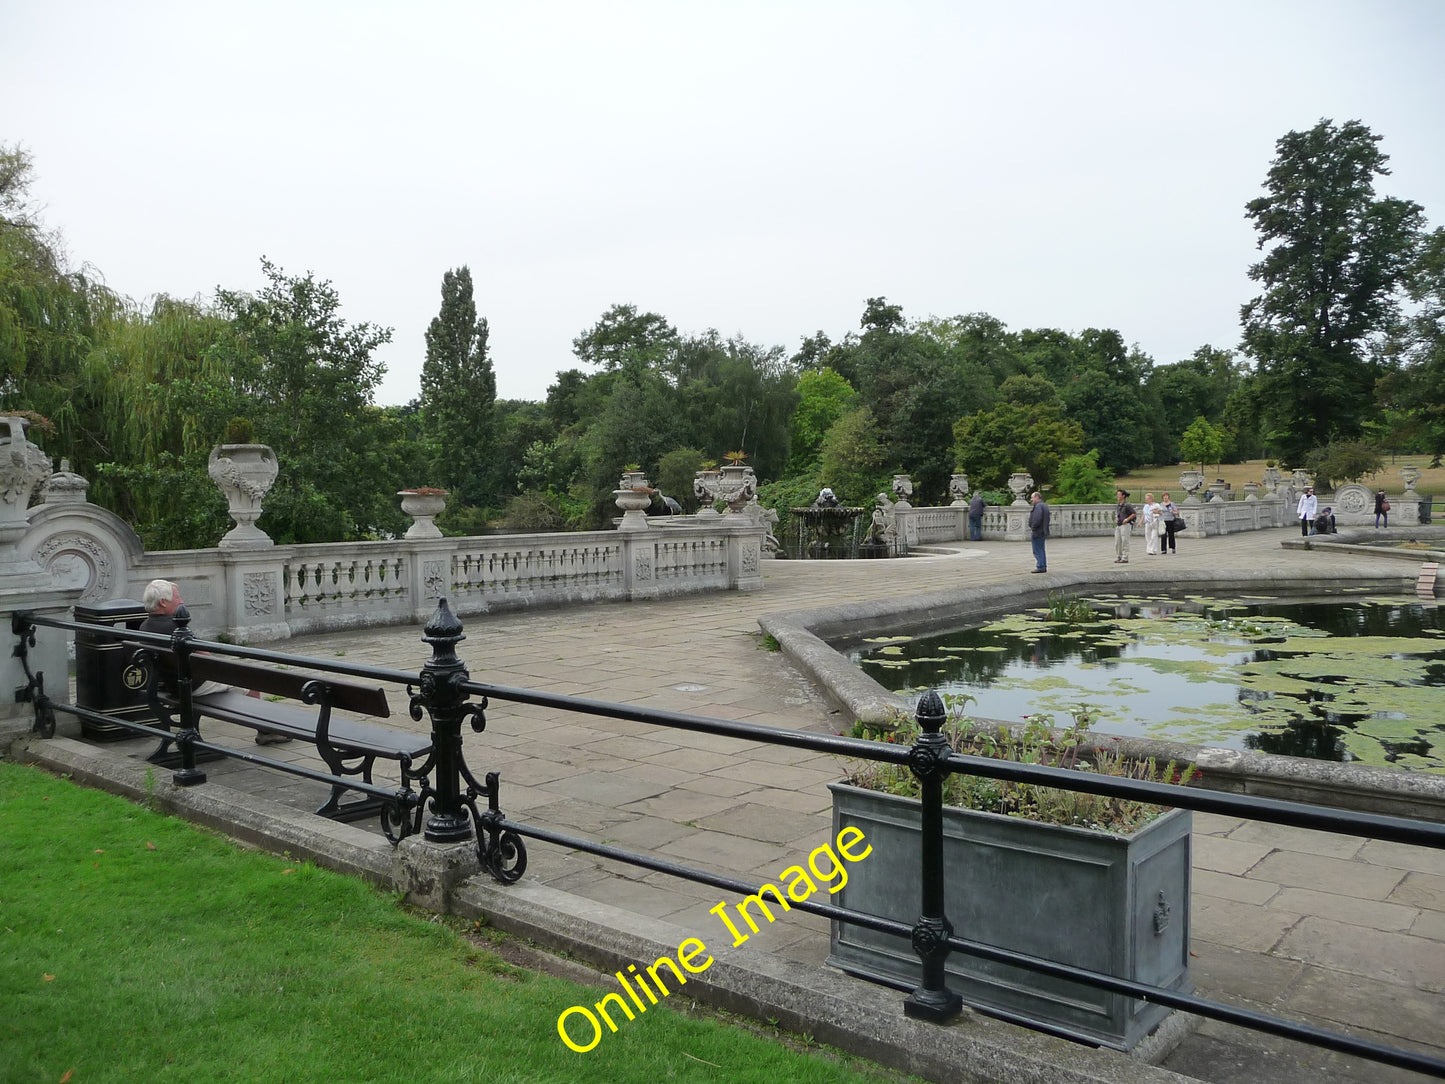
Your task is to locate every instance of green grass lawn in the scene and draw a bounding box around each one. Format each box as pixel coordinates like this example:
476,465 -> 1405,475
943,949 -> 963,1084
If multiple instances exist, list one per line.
1115,454 -> 1444,498
0,762 -> 909,1084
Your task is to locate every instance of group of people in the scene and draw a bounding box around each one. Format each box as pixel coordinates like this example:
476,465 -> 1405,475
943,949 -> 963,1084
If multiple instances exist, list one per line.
1023,488 -> 1184,574
1113,489 -> 1182,563
1296,485 -> 1391,535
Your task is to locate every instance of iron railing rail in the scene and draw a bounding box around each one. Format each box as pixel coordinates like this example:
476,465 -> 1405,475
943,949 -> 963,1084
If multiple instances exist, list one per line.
13,604 -> 1445,1078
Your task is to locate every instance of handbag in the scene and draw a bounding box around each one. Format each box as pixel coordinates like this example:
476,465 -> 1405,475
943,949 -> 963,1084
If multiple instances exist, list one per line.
1383,500 -> 1391,512
1172,516 -> 1187,531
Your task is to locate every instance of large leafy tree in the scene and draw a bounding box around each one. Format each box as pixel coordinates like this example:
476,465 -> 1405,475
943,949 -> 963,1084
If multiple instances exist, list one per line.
212,259 -> 402,542
420,266 -> 497,507
572,303 -> 679,375
1241,119 -> 1424,462
788,367 -> 858,472
952,374 -> 1084,490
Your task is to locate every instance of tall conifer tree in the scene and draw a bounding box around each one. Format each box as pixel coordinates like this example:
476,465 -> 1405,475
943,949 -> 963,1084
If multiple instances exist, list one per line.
421,266 -> 496,507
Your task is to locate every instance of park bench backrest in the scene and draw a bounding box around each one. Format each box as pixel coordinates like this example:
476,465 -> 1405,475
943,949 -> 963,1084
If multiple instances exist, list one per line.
180,654 -> 392,718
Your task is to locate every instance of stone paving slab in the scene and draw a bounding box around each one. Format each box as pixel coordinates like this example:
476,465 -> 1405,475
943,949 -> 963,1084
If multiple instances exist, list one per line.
1273,915 -> 1445,992
1245,850 -> 1408,899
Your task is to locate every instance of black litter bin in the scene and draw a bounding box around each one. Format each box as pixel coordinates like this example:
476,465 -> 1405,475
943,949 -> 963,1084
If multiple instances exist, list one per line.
74,598 -> 152,740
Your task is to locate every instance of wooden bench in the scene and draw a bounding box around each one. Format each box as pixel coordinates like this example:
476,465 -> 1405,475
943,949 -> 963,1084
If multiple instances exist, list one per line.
146,652 -> 433,821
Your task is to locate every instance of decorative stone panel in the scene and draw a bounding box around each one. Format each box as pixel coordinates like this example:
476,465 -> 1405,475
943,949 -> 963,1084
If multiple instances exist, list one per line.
243,571 -> 278,616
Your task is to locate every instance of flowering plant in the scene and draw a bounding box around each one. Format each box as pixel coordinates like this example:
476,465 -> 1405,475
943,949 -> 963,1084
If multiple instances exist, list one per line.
844,698 -> 1197,833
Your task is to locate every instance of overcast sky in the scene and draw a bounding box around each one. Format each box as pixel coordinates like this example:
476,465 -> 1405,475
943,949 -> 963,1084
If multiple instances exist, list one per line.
5,1 -> 1443,405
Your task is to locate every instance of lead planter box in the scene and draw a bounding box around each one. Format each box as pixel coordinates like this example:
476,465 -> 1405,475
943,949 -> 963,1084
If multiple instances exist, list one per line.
827,782 -> 1192,1050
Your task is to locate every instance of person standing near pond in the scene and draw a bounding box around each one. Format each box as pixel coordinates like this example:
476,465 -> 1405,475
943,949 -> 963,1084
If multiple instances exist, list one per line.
1143,493 -> 1162,556
1296,486 -> 1317,537
1160,492 -> 1180,555
968,492 -> 985,541
1028,491 -> 1050,573
1114,489 -> 1137,563
1375,488 -> 1390,528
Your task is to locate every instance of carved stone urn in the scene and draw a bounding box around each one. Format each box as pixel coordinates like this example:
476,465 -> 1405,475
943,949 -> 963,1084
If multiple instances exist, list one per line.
948,473 -> 970,507
0,416 -> 52,552
398,488 -> 448,539
698,465 -> 757,515
1178,470 -> 1204,502
1401,466 -> 1422,497
1262,465 -> 1282,494
1007,471 -> 1034,507
208,443 -> 278,549
693,469 -> 722,517
891,474 -> 914,509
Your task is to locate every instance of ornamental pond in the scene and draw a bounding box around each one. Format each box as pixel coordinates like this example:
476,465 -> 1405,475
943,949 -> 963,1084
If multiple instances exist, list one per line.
845,593 -> 1445,772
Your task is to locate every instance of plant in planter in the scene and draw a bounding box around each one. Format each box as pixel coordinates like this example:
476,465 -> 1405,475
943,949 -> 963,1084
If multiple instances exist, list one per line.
830,700 -> 1197,1050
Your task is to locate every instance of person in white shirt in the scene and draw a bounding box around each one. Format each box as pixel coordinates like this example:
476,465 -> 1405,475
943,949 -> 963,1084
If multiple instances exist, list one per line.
1296,486 -> 1318,537
1143,493 -> 1162,556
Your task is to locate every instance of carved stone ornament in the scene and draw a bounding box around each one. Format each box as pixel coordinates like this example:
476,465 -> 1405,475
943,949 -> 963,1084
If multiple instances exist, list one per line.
634,552 -> 653,581
40,458 -> 89,505
1335,483 -> 1372,516
0,416 -> 53,540
423,559 -> 447,599
33,531 -> 113,601
741,542 -> 759,575
208,443 -> 278,549
243,571 -> 277,616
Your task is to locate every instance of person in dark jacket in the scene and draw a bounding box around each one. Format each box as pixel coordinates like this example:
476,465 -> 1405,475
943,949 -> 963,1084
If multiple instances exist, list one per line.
1375,488 -> 1389,528
968,492 -> 985,541
1028,492 -> 1050,573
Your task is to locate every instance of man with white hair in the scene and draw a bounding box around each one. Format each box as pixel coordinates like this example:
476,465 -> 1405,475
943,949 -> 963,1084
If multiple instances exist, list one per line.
140,579 -> 281,742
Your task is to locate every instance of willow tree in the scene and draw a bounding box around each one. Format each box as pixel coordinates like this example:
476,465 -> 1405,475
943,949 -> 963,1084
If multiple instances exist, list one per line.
0,143 -> 122,466
87,297 -> 235,549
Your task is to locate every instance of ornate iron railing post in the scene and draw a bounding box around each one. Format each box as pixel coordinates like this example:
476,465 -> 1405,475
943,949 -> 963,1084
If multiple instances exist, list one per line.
417,598 -> 474,842
169,607 -> 206,787
904,688 -> 962,1021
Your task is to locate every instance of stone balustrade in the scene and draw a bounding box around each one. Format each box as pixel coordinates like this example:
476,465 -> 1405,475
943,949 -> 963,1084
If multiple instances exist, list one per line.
0,428 -> 765,646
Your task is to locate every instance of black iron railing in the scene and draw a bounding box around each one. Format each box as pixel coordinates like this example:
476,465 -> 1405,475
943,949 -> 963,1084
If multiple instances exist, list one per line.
12,600 -> 1445,1078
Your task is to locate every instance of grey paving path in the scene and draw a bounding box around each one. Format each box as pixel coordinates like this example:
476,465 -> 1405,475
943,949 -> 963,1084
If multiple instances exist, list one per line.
96,529 -> 1445,1083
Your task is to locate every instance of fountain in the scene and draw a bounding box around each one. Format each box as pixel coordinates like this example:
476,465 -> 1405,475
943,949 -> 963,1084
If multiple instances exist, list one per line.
790,489 -> 867,559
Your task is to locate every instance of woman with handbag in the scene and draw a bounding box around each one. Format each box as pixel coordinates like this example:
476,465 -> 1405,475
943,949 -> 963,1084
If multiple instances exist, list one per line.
1375,489 -> 1390,528
1160,492 -> 1181,554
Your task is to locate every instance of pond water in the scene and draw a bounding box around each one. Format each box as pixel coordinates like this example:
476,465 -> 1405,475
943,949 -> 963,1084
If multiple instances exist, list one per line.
845,594 -> 1445,771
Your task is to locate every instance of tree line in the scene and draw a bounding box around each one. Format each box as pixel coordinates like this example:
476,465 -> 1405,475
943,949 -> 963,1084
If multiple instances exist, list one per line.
2,118 -> 1441,550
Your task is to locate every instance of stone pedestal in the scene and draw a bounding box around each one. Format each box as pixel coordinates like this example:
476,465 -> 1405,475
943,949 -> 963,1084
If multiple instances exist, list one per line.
392,837 -> 481,912
219,550 -> 289,643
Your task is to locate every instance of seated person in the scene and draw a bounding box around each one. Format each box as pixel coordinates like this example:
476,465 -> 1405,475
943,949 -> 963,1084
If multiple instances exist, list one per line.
141,579 -> 282,743
1313,508 -> 1337,535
